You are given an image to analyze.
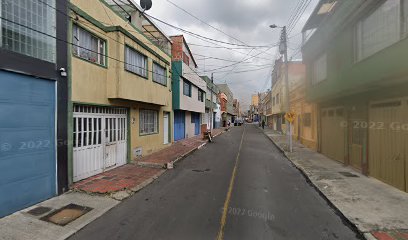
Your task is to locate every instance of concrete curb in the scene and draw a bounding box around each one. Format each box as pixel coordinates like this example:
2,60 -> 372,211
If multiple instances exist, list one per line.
136,161 -> 166,169
259,127 -> 366,240
171,128 -> 228,168
110,170 -> 166,201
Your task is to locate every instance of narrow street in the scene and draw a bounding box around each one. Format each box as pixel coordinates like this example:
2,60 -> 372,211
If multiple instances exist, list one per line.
69,124 -> 360,240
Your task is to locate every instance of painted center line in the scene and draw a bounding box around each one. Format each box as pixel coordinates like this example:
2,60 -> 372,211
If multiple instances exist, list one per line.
216,126 -> 246,240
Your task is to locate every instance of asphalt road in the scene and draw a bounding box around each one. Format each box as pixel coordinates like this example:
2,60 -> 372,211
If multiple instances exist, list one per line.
69,124 -> 360,240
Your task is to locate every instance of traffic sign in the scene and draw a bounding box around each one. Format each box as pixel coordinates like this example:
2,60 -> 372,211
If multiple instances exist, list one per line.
285,112 -> 296,123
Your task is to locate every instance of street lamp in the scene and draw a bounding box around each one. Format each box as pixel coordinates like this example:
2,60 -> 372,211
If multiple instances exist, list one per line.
270,24 -> 292,152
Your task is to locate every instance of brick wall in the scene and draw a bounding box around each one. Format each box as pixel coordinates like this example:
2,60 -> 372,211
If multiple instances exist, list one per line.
171,36 -> 183,62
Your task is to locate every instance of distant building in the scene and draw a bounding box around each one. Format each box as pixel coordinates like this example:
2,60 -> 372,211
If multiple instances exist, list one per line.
200,75 -> 219,130
171,35 -> 206,140
270,59 -> 307,134
217,84 -> 236,124
250,94 -> 260,121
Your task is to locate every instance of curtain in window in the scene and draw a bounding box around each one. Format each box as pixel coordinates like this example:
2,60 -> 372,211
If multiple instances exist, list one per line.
313,53 -> 327,85
404,0 -> 408,35
0,0 -> 56,62
140,110 -> 158,134
183,80 -> 191,96
72,25 -> 105,65
125,46 -> 147,77
357,0 -> 400,60
153,62 -> 166,85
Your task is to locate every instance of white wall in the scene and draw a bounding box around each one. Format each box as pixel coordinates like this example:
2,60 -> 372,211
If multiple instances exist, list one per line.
179,78 -> 205,113
184,111 -> 200,138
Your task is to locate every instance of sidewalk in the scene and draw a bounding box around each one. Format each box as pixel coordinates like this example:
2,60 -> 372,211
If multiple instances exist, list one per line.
0,128 -> 228,240
260,126 -> 408,240
136,128 -> 225,168
72,127 -> 227,200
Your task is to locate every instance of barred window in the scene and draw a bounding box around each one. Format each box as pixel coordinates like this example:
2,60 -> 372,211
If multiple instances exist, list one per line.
312,53 -> 327,85
0,0 -> 56,62
356,0 -> 400,61
125,46 -> 147,77
73,25 -> 106,66
153,62 -> 166,86
303,113 -> 311,127
183,80 -> 191,97
198,90 -> 204,102
140,110 -> 158,135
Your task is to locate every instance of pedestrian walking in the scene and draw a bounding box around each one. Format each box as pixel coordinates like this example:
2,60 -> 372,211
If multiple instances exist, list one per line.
262,120 -> 265,129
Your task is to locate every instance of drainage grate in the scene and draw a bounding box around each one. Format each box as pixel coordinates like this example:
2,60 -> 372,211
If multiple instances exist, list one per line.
27,206 -> 53,216
40,204 -> 93,226
338,172 -> 359,178
192,168 -> 210,173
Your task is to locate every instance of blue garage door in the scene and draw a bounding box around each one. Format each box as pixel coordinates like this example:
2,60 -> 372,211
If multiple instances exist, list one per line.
174,110 -> 185,141
192,112 -> 201,135
0,70 -> 56,217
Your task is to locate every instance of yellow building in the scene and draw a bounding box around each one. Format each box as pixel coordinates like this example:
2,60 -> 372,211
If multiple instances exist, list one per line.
69,0 -> 173,183
251,94 -> 259,106
290,82 -> 318,151
271,59 -> 317,150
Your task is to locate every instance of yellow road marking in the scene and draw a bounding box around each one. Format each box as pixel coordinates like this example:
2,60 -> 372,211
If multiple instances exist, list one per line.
216,126 -> 246,240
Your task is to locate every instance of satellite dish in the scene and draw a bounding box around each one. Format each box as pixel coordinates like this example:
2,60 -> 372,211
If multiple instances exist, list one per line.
140,0 -> 152,11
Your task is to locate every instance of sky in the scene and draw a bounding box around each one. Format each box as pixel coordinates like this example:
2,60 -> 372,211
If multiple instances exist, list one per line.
141,0 -> 319,111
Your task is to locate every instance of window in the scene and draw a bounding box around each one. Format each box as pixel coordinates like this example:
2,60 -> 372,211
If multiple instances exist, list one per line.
73,25 -> 106,66
153,62 -> 166,86
183,80 -> 191,97
303,113 -> 311,127
404,0 -> 408,35
276,94 -> 280,104
125,46 -> 147,77
198,90 -> 204,102
0,0 -> 56,62
312,53 -> 327,85
183,52 -> 190,66
356,0 -> 401,61
273,97 -> 275,106
140,110 -> 158,135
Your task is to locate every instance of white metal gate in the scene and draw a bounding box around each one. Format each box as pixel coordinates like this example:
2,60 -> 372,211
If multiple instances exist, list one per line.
163,112 -> 170,144
73,105 -> 128,182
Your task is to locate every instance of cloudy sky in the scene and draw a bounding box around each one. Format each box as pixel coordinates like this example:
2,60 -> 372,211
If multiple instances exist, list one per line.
142,0 -> 319,111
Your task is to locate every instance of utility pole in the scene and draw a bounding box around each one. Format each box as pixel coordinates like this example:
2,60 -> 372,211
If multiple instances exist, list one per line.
210,73 -> 214,133
281,26 -> 292,152
271,24 -> 292,152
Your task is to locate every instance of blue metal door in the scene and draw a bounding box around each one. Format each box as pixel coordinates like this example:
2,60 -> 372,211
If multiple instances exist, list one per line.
174,110 -> 185,141
0,70 -> 56,217
193,113 -> 201,135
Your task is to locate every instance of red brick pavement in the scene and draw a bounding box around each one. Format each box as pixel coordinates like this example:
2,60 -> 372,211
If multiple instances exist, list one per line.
72,128 -> 227,194
72,164 -> 164,194
135,128 -> 226,165
371,231 -> 408,240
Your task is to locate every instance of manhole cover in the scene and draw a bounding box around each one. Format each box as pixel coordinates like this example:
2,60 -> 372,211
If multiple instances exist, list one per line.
27,206 -> 53,216
40,204 -> 93,226
338,172 -> 359,178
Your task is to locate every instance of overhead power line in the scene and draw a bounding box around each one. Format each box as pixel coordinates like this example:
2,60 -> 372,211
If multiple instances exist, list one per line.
165,0 -> 249,46
0,16 -> 172,79
143,13 -> 275,48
